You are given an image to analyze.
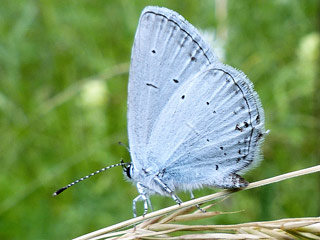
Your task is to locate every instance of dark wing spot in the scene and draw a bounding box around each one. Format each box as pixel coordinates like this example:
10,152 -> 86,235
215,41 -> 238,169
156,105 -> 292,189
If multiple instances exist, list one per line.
235,124 -> 243,132
146,83 -> 158,89
244,121 -> 249,128
258,132 -> 264,139
256,114 -> 260,124
224,153 -> 227,156
206,139 -> 210,142
173,79 -> 179,83
216,165 -> 219,170
151,49 -> 156,54
191,56 -> 196,62
213,110 -> 216,114
181,95 -> 185,99
206,102 -> 210,105
233,111 -> 237,115
238,149 -> 241,154
220,146 -> 223,150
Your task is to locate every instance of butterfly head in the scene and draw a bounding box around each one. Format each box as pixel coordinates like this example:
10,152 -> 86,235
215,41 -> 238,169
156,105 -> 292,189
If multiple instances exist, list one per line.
122,161 -> 133,180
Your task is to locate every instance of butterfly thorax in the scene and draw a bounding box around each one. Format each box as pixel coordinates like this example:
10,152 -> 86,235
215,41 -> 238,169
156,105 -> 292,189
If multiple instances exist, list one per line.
123,163 -> 177,196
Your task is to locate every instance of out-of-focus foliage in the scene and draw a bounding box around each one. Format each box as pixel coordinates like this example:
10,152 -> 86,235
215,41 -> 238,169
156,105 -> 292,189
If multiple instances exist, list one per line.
0,1 -> 319,239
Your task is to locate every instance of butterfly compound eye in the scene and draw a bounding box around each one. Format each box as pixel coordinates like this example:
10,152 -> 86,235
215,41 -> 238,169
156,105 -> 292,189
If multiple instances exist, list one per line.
123,163 -> 133,179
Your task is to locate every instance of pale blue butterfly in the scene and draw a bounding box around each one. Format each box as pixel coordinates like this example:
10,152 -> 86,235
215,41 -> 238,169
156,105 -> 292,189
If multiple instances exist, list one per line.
54,6 -> 266,217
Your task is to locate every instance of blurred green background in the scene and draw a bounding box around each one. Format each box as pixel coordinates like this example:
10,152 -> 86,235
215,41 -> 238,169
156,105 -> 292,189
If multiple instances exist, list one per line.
0,0 -> 319,239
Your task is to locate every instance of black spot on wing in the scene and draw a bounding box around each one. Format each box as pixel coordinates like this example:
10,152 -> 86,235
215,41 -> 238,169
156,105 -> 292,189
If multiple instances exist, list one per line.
256,114 -> 260,124
146,83 -> 158,89
235,124 -> 243,132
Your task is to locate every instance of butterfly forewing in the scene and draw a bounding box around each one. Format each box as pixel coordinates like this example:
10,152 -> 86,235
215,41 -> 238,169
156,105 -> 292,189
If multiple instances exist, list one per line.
128,6 -> 218,170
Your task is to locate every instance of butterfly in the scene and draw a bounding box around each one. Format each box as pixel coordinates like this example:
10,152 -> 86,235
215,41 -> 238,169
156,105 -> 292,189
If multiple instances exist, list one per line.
54,6 -> 266,218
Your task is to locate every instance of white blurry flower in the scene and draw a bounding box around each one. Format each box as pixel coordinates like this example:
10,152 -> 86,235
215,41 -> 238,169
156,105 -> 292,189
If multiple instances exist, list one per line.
80,79 -> 108,108
297,32 -> 320,64
296,32 -> 320,96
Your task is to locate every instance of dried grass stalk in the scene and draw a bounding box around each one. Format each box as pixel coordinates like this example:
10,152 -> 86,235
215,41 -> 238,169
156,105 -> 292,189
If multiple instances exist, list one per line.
74,165 -> 320,240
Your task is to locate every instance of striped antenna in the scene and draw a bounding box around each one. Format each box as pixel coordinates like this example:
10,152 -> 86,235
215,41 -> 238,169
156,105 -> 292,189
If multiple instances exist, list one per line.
52,161 -> 128,196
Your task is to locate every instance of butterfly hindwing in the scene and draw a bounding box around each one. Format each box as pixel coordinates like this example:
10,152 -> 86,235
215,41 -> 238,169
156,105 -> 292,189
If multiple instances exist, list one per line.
146,62 -> 264,189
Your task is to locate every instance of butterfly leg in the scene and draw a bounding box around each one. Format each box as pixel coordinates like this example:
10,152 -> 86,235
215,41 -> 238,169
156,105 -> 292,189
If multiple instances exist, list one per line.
147,197 -> 153,212
190,191 -> 206,213
153,176 -> 182,205
133,182 -> 151,217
